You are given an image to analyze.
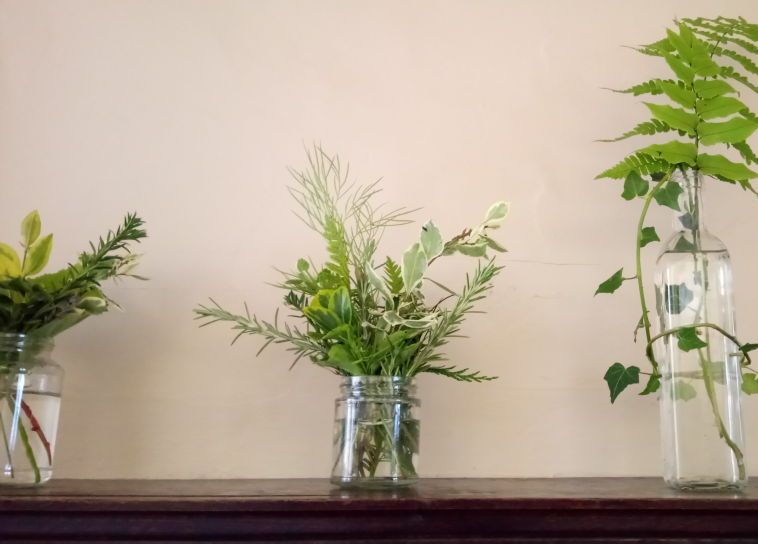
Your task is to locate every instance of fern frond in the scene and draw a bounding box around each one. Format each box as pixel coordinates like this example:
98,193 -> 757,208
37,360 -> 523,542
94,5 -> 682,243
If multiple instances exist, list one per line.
720,66 -> 758,93
383,257 -> 404,295
596,153 -> 670,180
733,141 -> 758,165
606,79 -> 667,96
598,119 -> 673,142
323,216 -> 350,286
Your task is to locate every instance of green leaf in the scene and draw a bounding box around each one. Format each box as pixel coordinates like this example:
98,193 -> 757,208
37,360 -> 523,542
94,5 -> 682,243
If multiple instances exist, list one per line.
640,226 -> 660,247
365,263 -> 394,309
327,344 -> 362,375
664,282 -> 694,314
420,221 -> 444,261
604,363 -> 640,403
693,78 -> 736,99
664,54 -> 695,83
742,373 -> 758,395
659,80 -> 696,108
401,242 -> 427,294
596,152 -> 670,180
608,79 -> 665,96
677,327 -> 708,352
697,153 -> 758,182
384,257 -> 404,294
483,201 -> 509,228
20,210 -> 41,248
740,343 -> 758,354
674,380 -> 697,401
639,374 -> 660,396
595,268 -> 625,296
621,171 -> 649,200
654,181 -> 683,210
639,141 -> 697,166
598,119 -> 673,143
696,96 -> 747,120
456,241 -> 488,257
673,235 -> 697,252
0,243 -> 22,278
699,117 -> 758,146
330,286 -> 352,324
644,103 -> 697,134
296,258 -> 309,272
733,141 -> 758,165
482,235 -> 507,253
22,234 -> 53,276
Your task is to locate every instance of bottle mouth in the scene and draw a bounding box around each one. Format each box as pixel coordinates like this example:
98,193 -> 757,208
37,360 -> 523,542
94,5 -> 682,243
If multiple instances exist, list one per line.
0,333 -> 54,358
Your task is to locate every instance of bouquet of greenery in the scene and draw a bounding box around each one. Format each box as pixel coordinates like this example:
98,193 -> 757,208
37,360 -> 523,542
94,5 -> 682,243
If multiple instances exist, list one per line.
195,146 -> 508,382
0,211 -> 147,339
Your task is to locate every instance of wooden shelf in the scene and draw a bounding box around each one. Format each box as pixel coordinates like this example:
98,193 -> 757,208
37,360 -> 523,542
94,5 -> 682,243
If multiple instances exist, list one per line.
1,478 -> 757,542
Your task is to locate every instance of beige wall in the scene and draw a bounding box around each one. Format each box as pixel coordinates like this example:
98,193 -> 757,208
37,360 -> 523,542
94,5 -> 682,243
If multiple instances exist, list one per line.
2,0 -> 758,478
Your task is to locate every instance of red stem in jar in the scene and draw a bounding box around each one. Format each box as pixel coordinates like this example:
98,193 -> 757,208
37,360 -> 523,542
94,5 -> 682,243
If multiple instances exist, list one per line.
19,400 -> 52,465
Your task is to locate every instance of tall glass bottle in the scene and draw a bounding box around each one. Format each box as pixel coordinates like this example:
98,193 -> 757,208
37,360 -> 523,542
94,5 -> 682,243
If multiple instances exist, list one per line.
654,168 -> 746,490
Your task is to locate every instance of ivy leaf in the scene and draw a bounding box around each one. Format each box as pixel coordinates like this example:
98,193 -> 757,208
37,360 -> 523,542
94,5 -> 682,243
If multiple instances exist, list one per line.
697,153 -> 758,182
595,268 -> 625,296
0,243 -> 22,278
639,141 -> 697,166
699,118 -> 758,146
673,236 -> 697,252
742,373 -> 758,395
677,327 -> 708,352
401,242 -> 427,294
420,221 -> 444,261
696,96 -> 747,120
654,181 -> 683,210
674,380 -> 697,401
22,234 -> 53,277
639,373 -> 660,395
644,103 -> 697,134
604,363 -> 640,403
740,343 -> 758,354
693,79 -> 736,99
20,210 -> 41,248
664,282 -> 694,314
621,171 -> 649,200
640,226 -> 660,247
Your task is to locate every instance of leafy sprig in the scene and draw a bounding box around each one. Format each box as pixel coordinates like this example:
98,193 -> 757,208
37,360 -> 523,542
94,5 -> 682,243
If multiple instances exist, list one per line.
0,211 -> 147,336
195,146 -> 508,382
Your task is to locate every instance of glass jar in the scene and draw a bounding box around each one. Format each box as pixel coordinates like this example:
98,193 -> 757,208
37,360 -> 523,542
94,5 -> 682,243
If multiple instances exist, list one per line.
0,333 -> 63,486
330,376 -> 420,488
654,168 -> 745,490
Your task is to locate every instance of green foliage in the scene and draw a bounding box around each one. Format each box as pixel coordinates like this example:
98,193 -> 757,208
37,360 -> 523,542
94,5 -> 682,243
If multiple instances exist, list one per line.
596,16 -> 758,406
0,212 -> 147,337
603,363 -> 640,403
195,146 -> 508,382
742,373 -> 758,394
595,268 -> 626,295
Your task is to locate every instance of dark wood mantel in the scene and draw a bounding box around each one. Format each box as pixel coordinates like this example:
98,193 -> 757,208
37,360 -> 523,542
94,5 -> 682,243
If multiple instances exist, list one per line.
1,478 -> 758,542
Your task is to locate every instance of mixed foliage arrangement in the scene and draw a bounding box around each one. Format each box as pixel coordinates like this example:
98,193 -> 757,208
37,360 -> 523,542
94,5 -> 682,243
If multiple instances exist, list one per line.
0,211 -> 147,339
195,146 -> 508,382
595,17 -> 758,474
596,16 -> 758,400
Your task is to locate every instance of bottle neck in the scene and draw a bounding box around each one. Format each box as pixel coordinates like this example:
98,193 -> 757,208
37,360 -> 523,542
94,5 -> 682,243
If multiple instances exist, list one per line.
671,169 -> 706,235
0,333 -> 54,367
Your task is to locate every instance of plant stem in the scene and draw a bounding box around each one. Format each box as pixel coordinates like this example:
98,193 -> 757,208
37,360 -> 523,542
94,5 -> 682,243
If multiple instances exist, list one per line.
0,396 -> 13,478
5,397 -> 39,484
637,172 -> 673,366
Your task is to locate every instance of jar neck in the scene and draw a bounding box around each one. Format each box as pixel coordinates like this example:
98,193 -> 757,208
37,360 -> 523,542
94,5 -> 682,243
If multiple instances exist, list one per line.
0,333 -> 54,366
671,169 -> 706,235
339,376 -> 416,399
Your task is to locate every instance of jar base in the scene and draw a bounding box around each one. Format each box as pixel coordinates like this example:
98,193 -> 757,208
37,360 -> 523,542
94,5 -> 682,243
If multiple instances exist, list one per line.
666,478 -> 746,492
331,476 -> 418,489
0,467 -> 53,487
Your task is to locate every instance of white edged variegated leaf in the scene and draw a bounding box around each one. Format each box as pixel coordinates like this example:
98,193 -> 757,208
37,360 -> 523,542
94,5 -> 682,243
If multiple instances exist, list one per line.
364,262 -> 394,309
420,221 -> 444,261
401,242 -> 427,294
483,201 -> 510,229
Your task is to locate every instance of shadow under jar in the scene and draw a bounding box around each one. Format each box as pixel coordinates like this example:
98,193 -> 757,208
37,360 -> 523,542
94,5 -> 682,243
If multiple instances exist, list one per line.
0,333 -> 63,486
331,376 -> 419,488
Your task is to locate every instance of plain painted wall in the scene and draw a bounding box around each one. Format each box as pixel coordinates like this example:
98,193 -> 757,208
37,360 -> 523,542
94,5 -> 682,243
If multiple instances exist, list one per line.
2,0 -> 758,478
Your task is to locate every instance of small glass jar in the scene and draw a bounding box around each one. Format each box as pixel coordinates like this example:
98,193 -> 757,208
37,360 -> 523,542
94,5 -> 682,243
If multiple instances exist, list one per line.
330,376 -> 420,488
0,333 -> 63,486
